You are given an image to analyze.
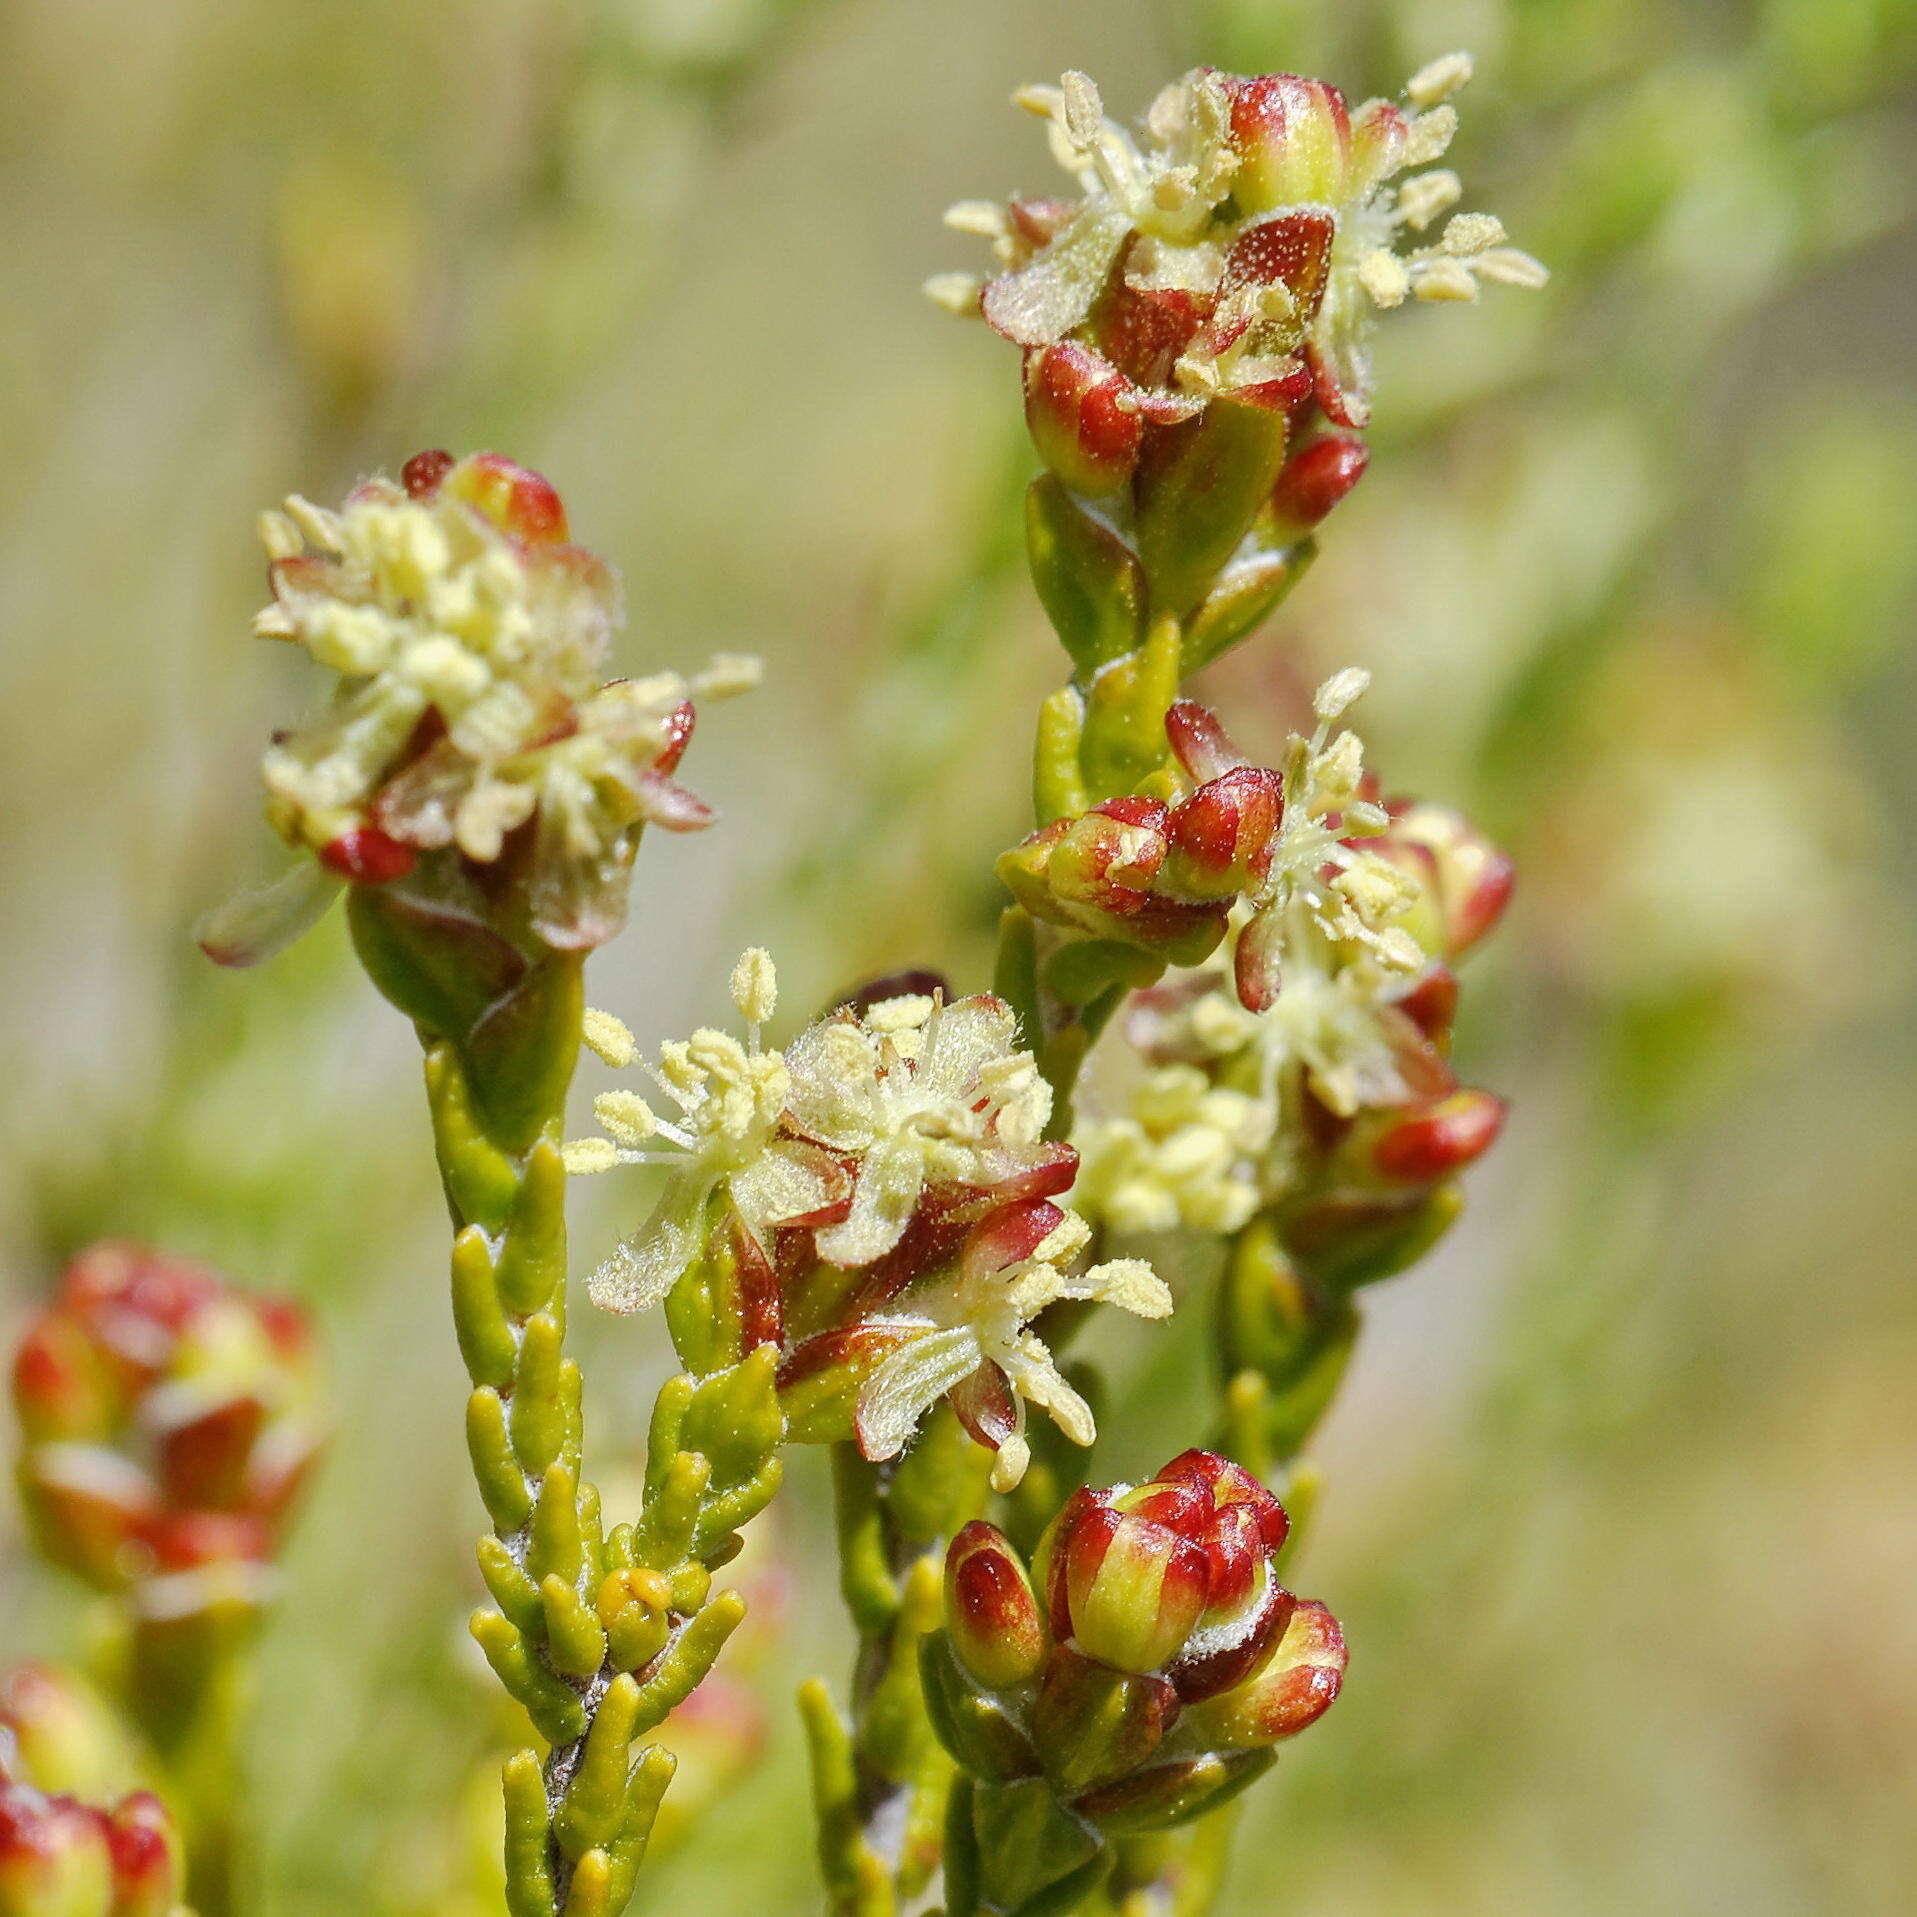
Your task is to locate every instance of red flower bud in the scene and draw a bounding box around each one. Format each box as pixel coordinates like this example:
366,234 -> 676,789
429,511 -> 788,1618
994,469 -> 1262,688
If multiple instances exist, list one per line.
1382,802 -> 1515,957
1177,1599 -> 1346,1748
1063,1505 -> 1211,1675
0,1781 -> 113,1911
1024,343 -> 1143,497
1164,700 -> 1250,785
399,448 -> 454,499
1224,76 -> 1352,213
1370,1089 -> 1507,1184
443,452 -> 569,545
947,1522 -> 1049,1690
1163,767 -> 1282,901
1270,435 -> 1370,533
10,1246 -> 321,1607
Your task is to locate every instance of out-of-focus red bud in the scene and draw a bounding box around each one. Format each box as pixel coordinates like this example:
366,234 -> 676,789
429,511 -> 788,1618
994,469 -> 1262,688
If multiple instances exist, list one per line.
1270,435 -> 1370,533
444,452 -> 569,546
102,1793 -> 183,1917
947,1522 -> 1049,1690
1224,75 -> 1352,212
1371,1089 -> 1507,1184
318,826 -> 416,884
0,1667 -> 140,1805
1384,802 -> 1515,957
10,1245 -> 322,1608
0,1780 -> 113,1911
1024,343 -> 1144,497
399,448 -> 454,499
1392,964 -> 1459,1041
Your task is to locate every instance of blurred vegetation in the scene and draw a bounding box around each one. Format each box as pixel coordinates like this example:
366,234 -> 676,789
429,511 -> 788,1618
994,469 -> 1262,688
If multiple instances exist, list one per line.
1,0 -> 1913,1912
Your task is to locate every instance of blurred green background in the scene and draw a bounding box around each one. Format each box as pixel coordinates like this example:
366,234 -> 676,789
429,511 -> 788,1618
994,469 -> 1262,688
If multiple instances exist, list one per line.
3,0 -> 1915,1910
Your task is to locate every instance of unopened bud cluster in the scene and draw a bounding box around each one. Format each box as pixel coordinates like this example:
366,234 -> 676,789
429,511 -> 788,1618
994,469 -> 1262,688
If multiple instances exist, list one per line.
925,1450 -> 1343,1840
11,1243 -> 321,1624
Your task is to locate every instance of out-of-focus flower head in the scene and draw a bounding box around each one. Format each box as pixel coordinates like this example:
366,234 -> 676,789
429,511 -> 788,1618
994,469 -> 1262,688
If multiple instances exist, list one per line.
923,1449 -> 1344,1830
574,960 -> 1171,1487
931,56 -> 1543,472
0,1747 -> 185,1916
0,1668 -> 144,1807
10,1243 -> 322,1624
1071,1064 -> 1274,1236
205,451 -> 757,963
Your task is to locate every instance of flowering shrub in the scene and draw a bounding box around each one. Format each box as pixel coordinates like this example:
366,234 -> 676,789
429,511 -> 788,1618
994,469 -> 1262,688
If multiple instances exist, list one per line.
5,47 -> 1541,1917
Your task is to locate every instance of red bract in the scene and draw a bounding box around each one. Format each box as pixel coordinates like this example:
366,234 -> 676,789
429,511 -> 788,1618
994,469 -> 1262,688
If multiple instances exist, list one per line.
1024,343 -> 1145,497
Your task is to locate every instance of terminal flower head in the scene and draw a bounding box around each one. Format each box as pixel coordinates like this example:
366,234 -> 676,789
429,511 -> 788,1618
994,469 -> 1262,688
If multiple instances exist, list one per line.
207,451 -> 757,962
932,57 -> 1544,492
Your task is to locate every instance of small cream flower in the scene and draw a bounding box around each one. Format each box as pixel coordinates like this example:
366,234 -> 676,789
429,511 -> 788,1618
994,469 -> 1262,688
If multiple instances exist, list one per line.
783,994 -> 1055,1267
1073,1065 -> 1274,1235
854,1205 -> 1172,1491
572,952 -> 846,1313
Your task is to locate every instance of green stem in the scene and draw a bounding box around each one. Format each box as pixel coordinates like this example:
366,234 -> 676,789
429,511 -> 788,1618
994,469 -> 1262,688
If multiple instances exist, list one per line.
346,890 -> 780,1916
806,1418 -> 992,1914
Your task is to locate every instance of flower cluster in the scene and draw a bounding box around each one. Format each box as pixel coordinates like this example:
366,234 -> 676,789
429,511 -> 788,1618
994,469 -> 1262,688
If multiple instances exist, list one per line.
569,958 -> 1171,1488
0,1752 -> 183,1916
924,1449 -> 1344,1832
1068,672 -> 1511,1248
211,450 -> 756,961
11,1243 -> 322,1624
932,58 -> 1543,494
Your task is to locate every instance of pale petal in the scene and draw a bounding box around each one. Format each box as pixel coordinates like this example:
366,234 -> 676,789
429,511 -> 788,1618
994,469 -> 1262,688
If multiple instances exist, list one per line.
854,1326 -> 984,1461
815,1139 -> 926,1268
781,1020 -> 883,1151
916,996 -> 1019,1104
587,1174 -> 712,1313
730,1140 -> 847,1232
196,862 -> 342,968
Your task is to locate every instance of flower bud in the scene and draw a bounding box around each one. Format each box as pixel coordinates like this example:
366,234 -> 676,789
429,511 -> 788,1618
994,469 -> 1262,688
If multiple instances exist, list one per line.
1381,802 -> 1514,956
0,1669 -> 141,1804
1031,1651 -> 1179,1794
11,1244 -> 321,1613
1024,343 -> 1143,497
946,1522 -> 1048,1690
1367,1088 -> 1507,1184
0,1780 -> 113,1915
100,1795 -> 183,1917
1269,434 -> 1370,535
1061,1504 -> 1210,1675
1162,767 -> 1282,901
441,451 -> 569,545
1224,75 -> 1352,212
1175,1600 -> 1346,1748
